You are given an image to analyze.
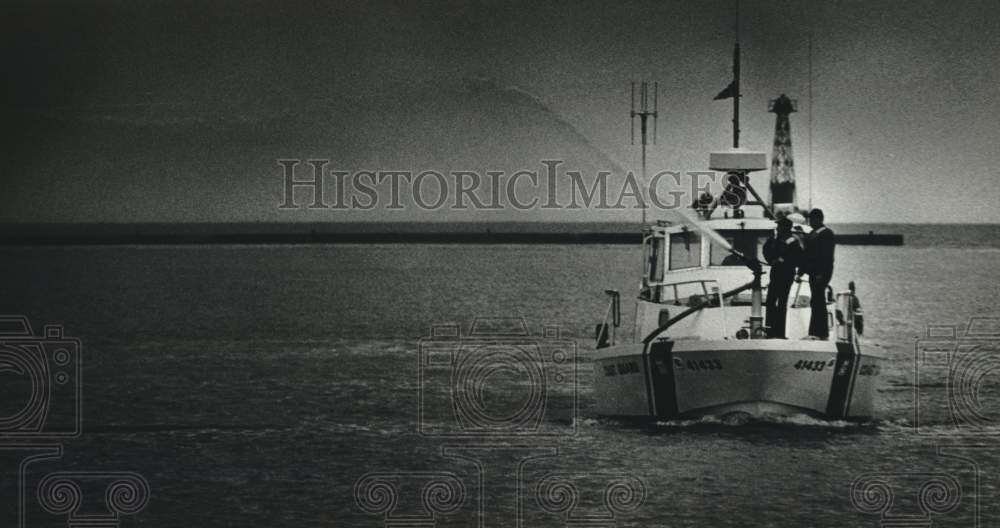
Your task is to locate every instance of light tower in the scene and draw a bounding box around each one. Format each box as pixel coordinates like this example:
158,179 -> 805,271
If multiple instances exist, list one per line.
768,94 -> 798,211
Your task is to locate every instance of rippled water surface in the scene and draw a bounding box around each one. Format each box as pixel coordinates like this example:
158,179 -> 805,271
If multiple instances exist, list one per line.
1,226 -> 999,526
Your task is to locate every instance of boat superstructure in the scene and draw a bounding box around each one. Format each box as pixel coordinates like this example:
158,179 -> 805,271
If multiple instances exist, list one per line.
592,35 -> 883,422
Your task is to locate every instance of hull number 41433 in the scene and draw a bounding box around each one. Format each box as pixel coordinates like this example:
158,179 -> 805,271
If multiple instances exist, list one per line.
684,359 -> 723,371
794,359 -> 833,372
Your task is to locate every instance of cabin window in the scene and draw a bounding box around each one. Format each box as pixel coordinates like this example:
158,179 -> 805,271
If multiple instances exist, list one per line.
710,230 -> 769,266
668,232 -> 701,270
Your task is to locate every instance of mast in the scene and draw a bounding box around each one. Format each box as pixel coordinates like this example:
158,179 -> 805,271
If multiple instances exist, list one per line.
733,0 -> 741,148
631,81 -> 658,226
707,0 -> 770,337
712,0 -> 742,150
733,41 -> 740,148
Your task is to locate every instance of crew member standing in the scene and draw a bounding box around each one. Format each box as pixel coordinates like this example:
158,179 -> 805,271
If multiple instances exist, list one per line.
763,216 -> 802,338
804,208 -> 835,339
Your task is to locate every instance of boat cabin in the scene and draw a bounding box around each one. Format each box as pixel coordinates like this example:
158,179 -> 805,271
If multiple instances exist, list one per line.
640,218 -> 774,304
630,215 -> 815,342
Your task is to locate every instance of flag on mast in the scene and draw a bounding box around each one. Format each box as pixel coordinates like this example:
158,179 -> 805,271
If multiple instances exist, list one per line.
714,42 -> 741,100
713,80 -> 737,100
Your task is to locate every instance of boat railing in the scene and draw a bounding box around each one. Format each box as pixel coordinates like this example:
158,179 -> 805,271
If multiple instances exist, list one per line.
835,291 -> 862,343
790,276 -> 835,309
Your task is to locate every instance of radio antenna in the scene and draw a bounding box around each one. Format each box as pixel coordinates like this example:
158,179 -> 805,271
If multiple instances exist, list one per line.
807,17 -> 814,211
631,81 -> 658,226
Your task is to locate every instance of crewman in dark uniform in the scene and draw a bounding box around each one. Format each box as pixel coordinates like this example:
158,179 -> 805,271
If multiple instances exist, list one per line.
804,208 -> 836,339
763,216 -> 803,338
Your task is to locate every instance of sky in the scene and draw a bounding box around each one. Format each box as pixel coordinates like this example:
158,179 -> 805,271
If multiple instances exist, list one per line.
1,0 -> 998,224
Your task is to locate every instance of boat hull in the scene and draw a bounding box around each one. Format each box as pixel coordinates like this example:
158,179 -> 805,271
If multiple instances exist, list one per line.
593,338 -> 883,420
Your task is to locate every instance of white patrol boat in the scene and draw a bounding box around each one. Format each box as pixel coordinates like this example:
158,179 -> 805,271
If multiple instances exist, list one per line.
593,161 -> 883,421
592,48 -> 884,422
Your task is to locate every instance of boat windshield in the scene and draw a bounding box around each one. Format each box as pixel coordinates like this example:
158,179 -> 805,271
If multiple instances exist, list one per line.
668,231 -> 701,270
709,229 -> 771,266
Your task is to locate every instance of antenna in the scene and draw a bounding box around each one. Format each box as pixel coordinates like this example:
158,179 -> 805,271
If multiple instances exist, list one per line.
631,81 -> 658,226
733,0 -> 741,148
807,23 -> 814,211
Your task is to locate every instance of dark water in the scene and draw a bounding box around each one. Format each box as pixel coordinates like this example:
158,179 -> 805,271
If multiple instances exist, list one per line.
1,226 -> 1000,527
